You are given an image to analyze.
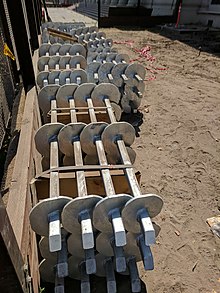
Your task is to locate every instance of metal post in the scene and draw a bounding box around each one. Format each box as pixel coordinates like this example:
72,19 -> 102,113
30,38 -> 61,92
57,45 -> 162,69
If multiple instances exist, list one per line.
37,0 -> 43,27
98,0 -> 101,27
32,0 -> 41,35
5,0 -> 35,92
24,0 -> 39,51
42,0 -> 52,22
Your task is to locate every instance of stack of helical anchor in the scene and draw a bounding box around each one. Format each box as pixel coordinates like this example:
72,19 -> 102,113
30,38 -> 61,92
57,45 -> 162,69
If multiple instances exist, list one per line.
30,22 -> 163,293
41,22 -> 86,31
38,22 -> 146,114
86,51 -> 146,113
41,23 -> 114,51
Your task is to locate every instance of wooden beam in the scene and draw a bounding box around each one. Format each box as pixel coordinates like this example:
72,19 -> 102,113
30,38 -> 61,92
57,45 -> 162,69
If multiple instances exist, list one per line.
0,195 -> 26,292
47,28 -> 78,42
6,87 -> 38,255
5,86 -> 41,292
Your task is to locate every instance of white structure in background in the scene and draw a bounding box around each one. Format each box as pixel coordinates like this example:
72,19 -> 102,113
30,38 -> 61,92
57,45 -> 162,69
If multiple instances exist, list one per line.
180,0 -> 220,27
141,0 -> 176,16
140,0 -> 220,27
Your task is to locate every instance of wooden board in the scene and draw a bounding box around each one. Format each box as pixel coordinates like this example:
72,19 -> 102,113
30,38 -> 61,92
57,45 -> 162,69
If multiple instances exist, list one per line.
34,170 -> 141,200
0,195 -> 26,292
6,86 -> 41,292
7,87 -> 37,252
45,110 -> 112,124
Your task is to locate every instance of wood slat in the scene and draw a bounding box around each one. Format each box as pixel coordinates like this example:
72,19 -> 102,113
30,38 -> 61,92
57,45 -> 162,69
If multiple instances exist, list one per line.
5,86 -> 41,292
35,171 -> 141,200
6,87 -> 37,252
0,195 -> 26,292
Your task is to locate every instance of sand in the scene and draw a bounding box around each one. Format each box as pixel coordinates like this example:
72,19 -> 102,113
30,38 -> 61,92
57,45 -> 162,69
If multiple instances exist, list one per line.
101,27 -> 220,293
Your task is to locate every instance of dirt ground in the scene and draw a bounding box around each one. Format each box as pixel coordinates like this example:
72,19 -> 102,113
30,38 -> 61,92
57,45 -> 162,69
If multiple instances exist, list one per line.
99,27 -> 220,293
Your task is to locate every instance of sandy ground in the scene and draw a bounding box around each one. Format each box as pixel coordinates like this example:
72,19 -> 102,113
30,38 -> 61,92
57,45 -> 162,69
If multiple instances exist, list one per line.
102,27 -> 220,292
2,8 -> 220,293
47,7 -> 97,26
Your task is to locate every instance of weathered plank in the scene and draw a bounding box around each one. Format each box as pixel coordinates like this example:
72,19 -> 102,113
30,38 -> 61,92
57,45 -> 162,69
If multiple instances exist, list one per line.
0,195 -> 26,292
6,87 -> 37,252
6,86 -> 41,292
